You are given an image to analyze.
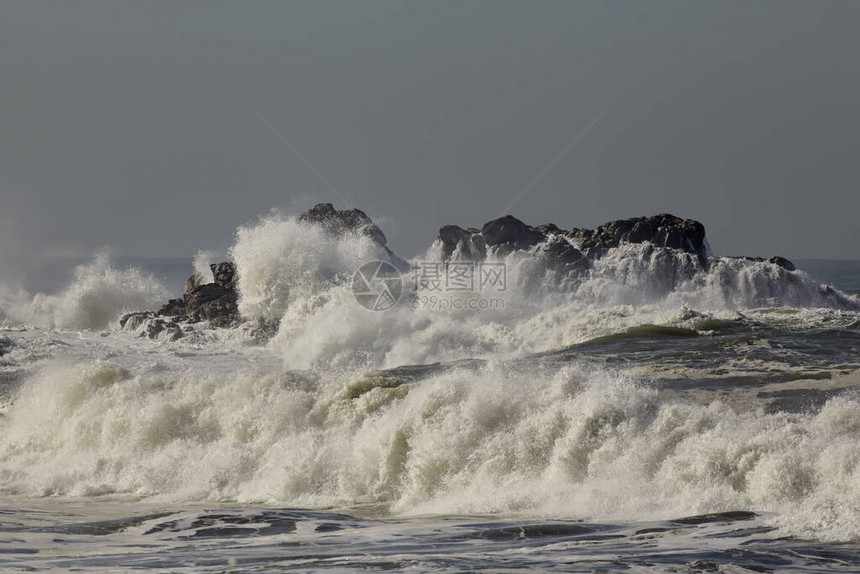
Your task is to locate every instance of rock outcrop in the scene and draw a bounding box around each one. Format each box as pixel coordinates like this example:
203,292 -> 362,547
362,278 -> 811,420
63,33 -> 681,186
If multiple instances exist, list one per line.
434,212 -> 796,287
155,262 -> 239,326
438,213 -> 711,262
299,202 -> 388,247
122,203 -> 407,338
121,260 -> 240,336
567,214 -> 708,258
0,336 -> 14,357
481,215 -> 546,255
119,312 -> 185,341
300,203 -> 408,270
438,225 -> 486,260
122,204 -> 811,341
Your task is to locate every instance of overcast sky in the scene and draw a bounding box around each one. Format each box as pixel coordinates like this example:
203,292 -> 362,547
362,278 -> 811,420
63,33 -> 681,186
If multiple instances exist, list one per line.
2,0 -> 858,260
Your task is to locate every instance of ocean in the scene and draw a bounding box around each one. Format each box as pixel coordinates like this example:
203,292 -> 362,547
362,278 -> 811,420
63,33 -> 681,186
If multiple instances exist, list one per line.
1,212 -> 859,573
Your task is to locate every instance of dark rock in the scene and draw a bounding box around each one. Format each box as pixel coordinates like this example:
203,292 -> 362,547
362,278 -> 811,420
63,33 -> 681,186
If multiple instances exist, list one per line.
185,273 -> 204,295
119,312 -> 184,341
120,311 -> 154,331
145,320 -> 184,341
768,256 -> 796,272
210,262 -> 237,289
157,261 -> 241,324
536,223 -> 566,235
0,336 -> 15,357
300,203 -> 409,271
481,215 -> 546,255
248,317 -> 281,343
157,298 -> 187,318
183,283 -> 239,322
438,225 -> 486,261
539,237 -> 590,276
299,203 -> 388,247
568,213 -> 707,258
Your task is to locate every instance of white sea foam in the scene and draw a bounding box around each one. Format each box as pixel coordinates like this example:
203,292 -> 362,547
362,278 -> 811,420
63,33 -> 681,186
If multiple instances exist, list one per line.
0,253 -> 168,330
1,360 -> 859,541
229,211 -> 392,322
220,212 -> 857,368
1,211 -> 859,544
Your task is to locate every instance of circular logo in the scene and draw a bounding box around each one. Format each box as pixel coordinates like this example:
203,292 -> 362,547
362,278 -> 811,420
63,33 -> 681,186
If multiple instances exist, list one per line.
352,260 -> 403,311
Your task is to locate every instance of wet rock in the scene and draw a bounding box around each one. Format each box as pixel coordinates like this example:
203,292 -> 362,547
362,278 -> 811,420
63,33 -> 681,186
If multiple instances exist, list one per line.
481,215 -> 546,255
119,312 -> 185,341
157,298 -> 187,318
119,311 -> 154,331
210,262 -> 237,289
535,223 -> 565,236
248,317 -> 281,343
569,214 -> 707,258
300,203 -> 409,271
438,225 -> 486,261
0,336 -> 15,357
299,203 -> 388,247
538,237 -> 590,276
185,273 -> 204,295
769,256 -> 796,272
183,283 -> 239,322
157,262 -> 240,324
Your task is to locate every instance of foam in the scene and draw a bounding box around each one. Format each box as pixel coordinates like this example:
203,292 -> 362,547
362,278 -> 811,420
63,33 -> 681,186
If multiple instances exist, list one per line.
1,360 -> 859,541
229,211 -> 392,322
0,253 -> 168,330
224,214 -> 858,367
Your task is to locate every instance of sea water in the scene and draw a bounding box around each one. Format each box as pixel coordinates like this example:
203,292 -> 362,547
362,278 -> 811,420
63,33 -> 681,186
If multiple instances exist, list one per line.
1,212 -> 859,572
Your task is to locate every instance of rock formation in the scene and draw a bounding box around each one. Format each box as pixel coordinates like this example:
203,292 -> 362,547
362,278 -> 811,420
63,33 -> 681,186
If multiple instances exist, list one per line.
122,204 -> 815,340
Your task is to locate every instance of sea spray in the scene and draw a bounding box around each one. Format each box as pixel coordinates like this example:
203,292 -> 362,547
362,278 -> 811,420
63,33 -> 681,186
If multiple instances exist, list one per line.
0,253 -> 168,330
229,211 -> 393,322
2,359 -> 860,540
222,210 -> 857,368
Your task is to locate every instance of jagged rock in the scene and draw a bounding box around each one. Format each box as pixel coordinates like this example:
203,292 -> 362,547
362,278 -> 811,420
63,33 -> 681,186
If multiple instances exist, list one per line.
535,223 -> 565,235
769,256 -> 796,272
300,203 -> 409,271
146,319 -> 184,341
0,336 -> 15,357
183,283 -> 239,322
119,311 -> 154,331
299,203 -> 388,247
210,262 -> 236,289
119,312 -> 185,341
185,273 -> 204,295
538,236 -> 590,276
432,213 -> 717,289
438,225 -> 486,260
569,214 -> 707,258
481,215 -> 546,255
157,298 -> 187,317
157,262 -> 240,323
435,215 -> 589,285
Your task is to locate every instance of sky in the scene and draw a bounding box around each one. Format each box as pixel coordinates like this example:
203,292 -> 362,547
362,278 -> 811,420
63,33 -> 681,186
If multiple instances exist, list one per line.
1,0 -> 859,261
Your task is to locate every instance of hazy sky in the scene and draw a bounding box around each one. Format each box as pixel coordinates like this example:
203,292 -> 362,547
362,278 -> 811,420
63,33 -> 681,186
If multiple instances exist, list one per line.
2,0 -> 858,260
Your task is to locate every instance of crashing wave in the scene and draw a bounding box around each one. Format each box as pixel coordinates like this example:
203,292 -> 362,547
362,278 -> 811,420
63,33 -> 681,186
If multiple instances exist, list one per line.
103,204 -> 858,367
